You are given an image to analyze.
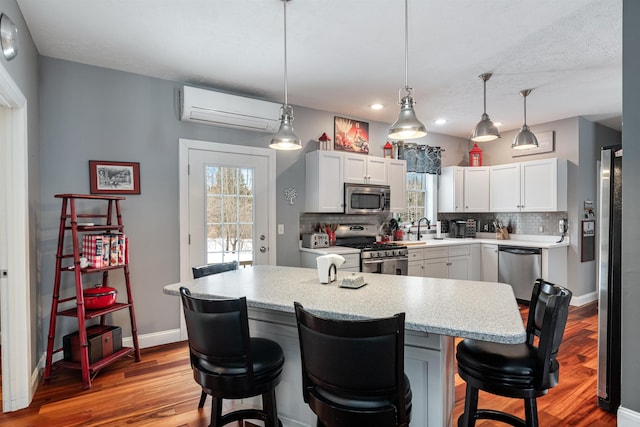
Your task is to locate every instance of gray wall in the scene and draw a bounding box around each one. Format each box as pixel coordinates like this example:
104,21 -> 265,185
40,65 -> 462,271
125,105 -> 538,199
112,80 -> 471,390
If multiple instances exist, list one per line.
622,0 -> 640,414
0,0 -> 41,370
38,57 -> 466,348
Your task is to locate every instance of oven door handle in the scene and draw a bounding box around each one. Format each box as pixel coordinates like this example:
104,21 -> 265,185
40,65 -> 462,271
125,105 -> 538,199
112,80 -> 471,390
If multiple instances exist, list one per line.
362,259 -> 385,265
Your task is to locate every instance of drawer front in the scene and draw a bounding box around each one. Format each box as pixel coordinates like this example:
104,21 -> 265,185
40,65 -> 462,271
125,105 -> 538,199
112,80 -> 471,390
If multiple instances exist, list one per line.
424,247 -> 449,259
449,245 -> 470,257
408,248 -> 424,261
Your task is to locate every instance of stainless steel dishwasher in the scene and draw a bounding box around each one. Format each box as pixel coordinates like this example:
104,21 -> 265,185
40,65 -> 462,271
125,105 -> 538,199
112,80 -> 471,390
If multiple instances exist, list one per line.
498,246 -> 542,303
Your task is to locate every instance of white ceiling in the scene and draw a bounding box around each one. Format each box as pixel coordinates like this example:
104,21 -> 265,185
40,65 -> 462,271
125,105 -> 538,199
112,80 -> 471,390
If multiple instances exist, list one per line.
15,0 -> 622,139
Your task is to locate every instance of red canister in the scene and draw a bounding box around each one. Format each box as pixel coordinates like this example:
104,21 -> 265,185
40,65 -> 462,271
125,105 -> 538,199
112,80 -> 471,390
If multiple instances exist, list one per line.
83,285 -> 117,310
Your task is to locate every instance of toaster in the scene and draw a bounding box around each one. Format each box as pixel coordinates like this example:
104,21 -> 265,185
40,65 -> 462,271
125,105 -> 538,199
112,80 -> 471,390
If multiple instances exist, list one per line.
302,232 -> 329,249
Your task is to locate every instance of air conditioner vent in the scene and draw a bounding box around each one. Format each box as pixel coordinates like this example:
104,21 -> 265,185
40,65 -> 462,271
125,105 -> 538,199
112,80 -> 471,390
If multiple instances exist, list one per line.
180,86 -> 280,133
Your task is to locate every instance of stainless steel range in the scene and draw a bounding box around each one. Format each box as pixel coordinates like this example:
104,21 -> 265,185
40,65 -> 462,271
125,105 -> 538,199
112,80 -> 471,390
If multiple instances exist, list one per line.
335,224 -> 408,275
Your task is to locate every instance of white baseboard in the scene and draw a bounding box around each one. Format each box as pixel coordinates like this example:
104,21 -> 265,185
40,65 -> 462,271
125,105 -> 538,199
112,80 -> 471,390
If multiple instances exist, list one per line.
618,406 -> 640,427
122,328 -> 182,349
570,291 -> 597,306
39,328 -> 184,368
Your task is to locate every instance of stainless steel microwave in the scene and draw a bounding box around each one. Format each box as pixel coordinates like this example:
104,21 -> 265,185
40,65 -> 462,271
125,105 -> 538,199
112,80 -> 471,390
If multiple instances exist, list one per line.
344,183 -> 390,214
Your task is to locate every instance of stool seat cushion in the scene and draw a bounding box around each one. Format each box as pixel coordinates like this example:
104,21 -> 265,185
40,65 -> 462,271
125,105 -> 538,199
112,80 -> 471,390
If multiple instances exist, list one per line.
314,374 -> 412,411
198,338 -> 285,376
457,339 -> 559,390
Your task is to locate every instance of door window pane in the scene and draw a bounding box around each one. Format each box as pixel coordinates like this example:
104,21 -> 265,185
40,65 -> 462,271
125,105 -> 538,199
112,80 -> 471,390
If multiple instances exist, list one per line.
205,166 -> 255,265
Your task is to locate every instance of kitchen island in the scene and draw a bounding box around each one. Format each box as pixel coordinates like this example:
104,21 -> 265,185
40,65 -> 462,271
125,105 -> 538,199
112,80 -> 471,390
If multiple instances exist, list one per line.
164,265 -> 525,427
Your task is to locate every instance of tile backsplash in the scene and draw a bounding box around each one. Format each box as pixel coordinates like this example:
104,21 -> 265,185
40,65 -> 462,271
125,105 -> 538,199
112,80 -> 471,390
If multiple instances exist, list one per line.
438,212 -> 568,235
300,211 -> 568,237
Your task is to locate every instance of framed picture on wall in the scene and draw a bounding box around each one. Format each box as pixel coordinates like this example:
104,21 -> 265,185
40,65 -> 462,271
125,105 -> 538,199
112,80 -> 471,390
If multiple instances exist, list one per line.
89,160 -> 141,195
334,116 -> 369,154
512,131 -> 555,157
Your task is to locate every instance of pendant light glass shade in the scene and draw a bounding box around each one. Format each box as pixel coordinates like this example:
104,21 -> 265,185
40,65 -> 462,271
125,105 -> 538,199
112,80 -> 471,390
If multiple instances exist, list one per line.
512,89 -> 539,150
471,73 -> 500,142
389,0 -> 426,140
270,0 -> 301,150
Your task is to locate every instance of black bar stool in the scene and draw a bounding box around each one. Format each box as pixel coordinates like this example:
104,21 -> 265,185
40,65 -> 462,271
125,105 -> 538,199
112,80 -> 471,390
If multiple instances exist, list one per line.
456,279 -> 572,427
294,302 -> 412,427
192,260 -> 239,279
191,260 -> 239,408
180,287 -> 284,427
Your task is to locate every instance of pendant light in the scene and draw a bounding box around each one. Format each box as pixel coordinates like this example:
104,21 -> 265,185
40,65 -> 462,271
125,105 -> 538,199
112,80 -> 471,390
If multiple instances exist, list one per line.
512,89 -> 539,149
471,73 -> 501,142
270,0 -> 301,150
388,0 -> 426,140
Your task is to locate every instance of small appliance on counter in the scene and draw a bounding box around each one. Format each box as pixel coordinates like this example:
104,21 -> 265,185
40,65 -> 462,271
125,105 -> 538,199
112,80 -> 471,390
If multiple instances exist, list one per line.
465,219 -> 477,238
450,220 -> 468,238
302,232 -> 329,249
316,254 -> 345,284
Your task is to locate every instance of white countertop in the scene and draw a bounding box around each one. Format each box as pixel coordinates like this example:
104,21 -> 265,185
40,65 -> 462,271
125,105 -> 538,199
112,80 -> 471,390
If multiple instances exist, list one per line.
164,265 -> 526,344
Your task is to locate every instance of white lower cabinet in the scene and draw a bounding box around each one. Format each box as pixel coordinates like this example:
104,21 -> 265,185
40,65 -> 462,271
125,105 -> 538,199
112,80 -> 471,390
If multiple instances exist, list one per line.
408,247 -> 425,277
423,246 -> 472,280
480,243 -> 499,282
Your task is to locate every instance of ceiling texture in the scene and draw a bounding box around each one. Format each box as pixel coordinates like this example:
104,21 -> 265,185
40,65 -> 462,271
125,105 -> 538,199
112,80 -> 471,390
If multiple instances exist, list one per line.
16,0 -> 622,139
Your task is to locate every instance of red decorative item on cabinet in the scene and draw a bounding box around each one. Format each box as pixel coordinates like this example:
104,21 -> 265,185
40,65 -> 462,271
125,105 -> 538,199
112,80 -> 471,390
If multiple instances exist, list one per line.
470,143 -> 483,166
383,141 -> 394,158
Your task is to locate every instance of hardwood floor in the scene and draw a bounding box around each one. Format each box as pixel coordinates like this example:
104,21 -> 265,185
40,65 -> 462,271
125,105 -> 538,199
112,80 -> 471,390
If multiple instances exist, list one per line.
0,303 -> 617,426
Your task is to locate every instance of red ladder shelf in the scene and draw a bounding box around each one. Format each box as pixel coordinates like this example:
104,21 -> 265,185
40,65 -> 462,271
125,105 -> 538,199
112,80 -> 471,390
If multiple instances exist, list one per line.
44,194 -> 141,389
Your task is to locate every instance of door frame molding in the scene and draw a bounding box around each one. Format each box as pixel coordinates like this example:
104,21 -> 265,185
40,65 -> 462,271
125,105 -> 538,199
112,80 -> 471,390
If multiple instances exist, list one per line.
177,138 -> 276,339
0,63 -> 33,411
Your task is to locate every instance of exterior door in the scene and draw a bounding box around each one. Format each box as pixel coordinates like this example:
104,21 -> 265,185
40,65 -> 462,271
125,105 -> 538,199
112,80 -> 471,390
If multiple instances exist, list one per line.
188,147 -> 273,269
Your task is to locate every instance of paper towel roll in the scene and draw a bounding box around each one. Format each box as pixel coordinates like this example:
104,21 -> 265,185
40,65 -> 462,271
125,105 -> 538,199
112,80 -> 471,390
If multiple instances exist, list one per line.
436,221 -> 442,239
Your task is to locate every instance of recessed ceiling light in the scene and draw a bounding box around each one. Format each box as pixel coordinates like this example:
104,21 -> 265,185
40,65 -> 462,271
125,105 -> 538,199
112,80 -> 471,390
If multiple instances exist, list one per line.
370,103 -> 384,110
434,118 -> 447,125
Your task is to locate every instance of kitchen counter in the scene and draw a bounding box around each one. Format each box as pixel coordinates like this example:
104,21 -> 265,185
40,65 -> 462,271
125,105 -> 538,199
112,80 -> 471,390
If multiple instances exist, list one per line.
397,232 -> 570,249
164,265 -> 524,343
164,265 -> 525,426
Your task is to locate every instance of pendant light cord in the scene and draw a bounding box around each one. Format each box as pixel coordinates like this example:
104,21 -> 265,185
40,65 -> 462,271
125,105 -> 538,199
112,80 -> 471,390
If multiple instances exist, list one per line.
483,78 -> 487,114
523,93 -> 527,125
403,0 -> 409,91
283,0 -> 289,107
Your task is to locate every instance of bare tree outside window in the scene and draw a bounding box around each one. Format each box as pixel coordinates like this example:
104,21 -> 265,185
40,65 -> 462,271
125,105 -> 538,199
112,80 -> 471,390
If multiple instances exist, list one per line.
206,166 -> 254,265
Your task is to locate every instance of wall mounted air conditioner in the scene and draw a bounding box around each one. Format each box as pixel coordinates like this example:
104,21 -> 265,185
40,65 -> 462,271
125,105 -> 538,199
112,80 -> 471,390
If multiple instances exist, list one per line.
180,85 -> 281,133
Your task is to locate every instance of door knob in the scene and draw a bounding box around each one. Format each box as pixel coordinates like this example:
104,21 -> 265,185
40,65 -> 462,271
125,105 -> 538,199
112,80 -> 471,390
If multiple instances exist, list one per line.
260,246 -> 267,253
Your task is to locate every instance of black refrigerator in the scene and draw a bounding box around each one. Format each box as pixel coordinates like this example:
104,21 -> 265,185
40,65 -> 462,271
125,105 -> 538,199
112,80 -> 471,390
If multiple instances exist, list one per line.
597,145 -> 622,412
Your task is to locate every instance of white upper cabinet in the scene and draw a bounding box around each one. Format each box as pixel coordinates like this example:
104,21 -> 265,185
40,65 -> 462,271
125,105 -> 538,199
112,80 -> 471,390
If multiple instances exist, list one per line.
439,166 -> 489,213
521,158 -> 567,211
438,167 -> 464,213
344,154 -> 387,184
305,151 -> 345,213
490,163 -> 522,212
490,158 -> 567,212
463,167 -> 490,212
387,159 -> 407,213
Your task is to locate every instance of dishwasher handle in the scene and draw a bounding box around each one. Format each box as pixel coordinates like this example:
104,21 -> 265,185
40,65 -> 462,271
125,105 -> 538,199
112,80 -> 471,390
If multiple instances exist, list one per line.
498,246 -> 542,255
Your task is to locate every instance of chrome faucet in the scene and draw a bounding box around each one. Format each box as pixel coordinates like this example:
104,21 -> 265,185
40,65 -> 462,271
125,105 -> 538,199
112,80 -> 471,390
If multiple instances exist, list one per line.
417,217 -> 430,240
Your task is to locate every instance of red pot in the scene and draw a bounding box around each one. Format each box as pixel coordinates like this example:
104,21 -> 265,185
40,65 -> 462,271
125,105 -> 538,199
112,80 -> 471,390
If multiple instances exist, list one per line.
84,285 -> 117,310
